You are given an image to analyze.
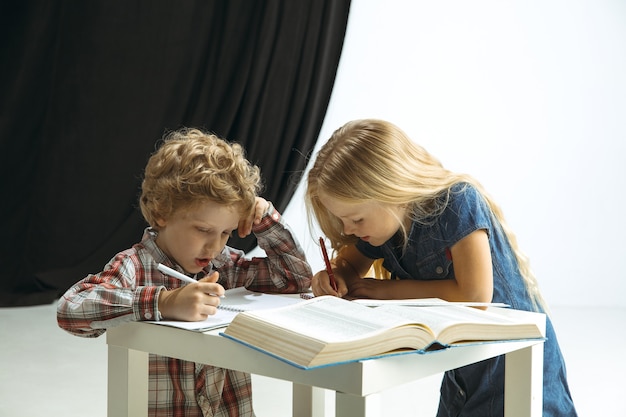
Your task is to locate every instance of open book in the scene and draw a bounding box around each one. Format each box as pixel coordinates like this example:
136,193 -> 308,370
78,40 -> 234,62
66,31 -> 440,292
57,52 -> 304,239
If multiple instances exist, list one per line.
150,287 -> 304,331
221,296 -> 545,369
352,297 -> 509,308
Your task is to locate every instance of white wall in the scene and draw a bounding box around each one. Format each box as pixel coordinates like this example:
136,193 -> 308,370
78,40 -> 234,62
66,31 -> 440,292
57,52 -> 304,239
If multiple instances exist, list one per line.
279,0 -> 626,307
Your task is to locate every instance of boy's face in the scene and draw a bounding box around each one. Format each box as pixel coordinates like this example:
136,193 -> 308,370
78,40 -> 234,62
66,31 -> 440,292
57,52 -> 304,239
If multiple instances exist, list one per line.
155,200 -> 240,275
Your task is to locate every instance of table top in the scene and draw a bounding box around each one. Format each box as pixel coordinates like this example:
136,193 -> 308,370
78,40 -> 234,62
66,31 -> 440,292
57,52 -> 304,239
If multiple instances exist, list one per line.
107,321 -> 543,396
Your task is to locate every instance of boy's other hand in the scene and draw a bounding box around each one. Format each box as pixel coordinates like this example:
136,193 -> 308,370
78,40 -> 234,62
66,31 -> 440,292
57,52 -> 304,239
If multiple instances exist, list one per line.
158,271 -> 225,321
237,197 -> 270,237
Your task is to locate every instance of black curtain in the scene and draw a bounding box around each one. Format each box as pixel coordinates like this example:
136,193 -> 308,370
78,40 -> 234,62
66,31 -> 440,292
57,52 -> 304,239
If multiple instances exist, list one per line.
0,0 -> 351,306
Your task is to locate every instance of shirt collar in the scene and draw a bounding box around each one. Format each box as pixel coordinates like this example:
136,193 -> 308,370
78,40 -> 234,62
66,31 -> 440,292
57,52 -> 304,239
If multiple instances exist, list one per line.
141,227 -> 171,265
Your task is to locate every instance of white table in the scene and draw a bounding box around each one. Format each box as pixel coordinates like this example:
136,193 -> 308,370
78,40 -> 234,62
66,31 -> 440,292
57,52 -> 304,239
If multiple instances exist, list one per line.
106,321 -> 544,417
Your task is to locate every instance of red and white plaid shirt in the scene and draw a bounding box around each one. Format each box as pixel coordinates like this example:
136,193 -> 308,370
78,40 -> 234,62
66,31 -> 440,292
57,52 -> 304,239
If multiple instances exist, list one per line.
58,205 -> 312,416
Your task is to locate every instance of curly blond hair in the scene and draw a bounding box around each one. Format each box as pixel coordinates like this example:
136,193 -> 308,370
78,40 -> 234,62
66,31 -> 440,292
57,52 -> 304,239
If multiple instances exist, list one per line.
140,128 -> 261,227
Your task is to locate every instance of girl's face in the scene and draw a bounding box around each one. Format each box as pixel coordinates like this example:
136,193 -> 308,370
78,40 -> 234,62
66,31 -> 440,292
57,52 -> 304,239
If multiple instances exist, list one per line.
319,192 -> 407,247
155,200 -> 240,274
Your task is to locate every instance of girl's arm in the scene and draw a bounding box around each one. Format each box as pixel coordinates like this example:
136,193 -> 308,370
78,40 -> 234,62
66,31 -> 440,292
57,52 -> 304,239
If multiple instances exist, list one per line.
324,230 -> 493,302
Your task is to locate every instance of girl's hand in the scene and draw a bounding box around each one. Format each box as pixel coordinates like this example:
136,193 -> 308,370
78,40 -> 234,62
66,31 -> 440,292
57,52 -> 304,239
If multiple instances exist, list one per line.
158,271 -> 225,321
344,277 -> 391,299
311,269 -> 347,297
237,197 -> 270,237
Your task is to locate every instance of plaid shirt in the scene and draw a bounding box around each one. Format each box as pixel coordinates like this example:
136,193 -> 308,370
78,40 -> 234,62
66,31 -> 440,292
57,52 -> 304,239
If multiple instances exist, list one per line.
57,205 -> 312,417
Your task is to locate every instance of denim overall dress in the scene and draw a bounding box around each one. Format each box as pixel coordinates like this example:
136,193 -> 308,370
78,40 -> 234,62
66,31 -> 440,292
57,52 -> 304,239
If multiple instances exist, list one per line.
356,183 -> 577,417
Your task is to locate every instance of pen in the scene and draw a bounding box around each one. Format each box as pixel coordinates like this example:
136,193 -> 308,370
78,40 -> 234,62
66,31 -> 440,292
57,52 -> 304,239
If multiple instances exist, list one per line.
319,237 -> 338,292
157,263 -> 225,297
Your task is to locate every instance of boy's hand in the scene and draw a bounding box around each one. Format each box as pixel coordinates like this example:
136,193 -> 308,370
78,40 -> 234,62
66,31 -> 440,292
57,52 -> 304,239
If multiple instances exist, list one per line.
158,271 -> 225,321
237,197 -> 270,237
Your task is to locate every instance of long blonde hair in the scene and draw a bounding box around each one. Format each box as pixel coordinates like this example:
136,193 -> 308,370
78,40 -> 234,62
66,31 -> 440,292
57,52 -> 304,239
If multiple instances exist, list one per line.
305,119 -> 547,312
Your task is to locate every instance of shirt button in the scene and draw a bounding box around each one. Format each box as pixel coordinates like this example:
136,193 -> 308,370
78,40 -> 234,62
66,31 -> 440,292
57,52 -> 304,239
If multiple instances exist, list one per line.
272,213 -> 279,221
144,311 -> 153,319
435,266 -> 444,274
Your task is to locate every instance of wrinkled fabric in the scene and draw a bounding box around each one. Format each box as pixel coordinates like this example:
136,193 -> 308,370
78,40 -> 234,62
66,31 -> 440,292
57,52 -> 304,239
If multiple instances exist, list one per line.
357,183 -> 577,417
58,205 -> 312,416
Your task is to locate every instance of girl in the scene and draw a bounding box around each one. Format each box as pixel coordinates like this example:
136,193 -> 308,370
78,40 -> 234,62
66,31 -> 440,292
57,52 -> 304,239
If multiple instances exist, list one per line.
305,119 -> 577,417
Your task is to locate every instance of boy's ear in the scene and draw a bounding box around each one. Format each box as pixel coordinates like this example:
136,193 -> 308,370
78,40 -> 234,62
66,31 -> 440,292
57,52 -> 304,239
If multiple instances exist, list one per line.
155,217 -> 167,228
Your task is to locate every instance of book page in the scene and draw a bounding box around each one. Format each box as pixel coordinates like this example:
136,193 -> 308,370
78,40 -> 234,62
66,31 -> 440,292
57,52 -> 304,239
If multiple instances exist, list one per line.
378,304 -> 520,338
217,287 -> 304,312
242,296 -> 421,343
150,287 -> 305,331
353,298 -> 509,308
151,309 -> 239,331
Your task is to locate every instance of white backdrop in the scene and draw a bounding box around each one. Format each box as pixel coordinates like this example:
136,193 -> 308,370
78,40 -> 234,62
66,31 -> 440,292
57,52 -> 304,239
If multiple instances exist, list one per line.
273,0 -> 626,307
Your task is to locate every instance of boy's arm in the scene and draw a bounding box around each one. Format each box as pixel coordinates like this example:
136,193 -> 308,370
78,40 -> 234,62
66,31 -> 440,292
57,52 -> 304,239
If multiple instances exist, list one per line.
56,255 -> 163,338
218,202 -> 312,293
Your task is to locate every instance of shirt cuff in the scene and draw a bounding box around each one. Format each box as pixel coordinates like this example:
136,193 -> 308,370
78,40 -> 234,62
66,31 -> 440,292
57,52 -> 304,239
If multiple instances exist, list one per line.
252,201 -> 281,234
134,285 -> 163,321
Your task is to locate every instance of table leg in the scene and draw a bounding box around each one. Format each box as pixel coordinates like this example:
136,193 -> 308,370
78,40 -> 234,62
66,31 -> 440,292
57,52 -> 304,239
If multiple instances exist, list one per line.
504,343 -> 543,417
293,384 -> 327,417
107,345 -> 149,417
335,391 -> 381,417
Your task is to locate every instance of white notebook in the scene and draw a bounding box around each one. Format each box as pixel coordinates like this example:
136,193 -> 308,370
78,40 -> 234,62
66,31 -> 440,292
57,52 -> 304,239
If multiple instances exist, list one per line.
150,287 -> 305,332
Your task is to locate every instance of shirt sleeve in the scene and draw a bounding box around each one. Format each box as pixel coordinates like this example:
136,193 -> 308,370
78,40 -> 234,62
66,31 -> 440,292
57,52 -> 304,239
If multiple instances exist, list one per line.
56,252 -> 163,338
438,183 -> 493,244
215,202 -> 313,293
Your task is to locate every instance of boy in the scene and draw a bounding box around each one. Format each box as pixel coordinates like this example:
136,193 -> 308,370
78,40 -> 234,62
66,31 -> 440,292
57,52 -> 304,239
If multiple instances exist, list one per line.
57,128 -> 312,416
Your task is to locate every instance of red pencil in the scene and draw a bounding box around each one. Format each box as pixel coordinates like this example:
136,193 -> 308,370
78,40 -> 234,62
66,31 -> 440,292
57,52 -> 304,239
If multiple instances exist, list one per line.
319,237 -> 338,292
